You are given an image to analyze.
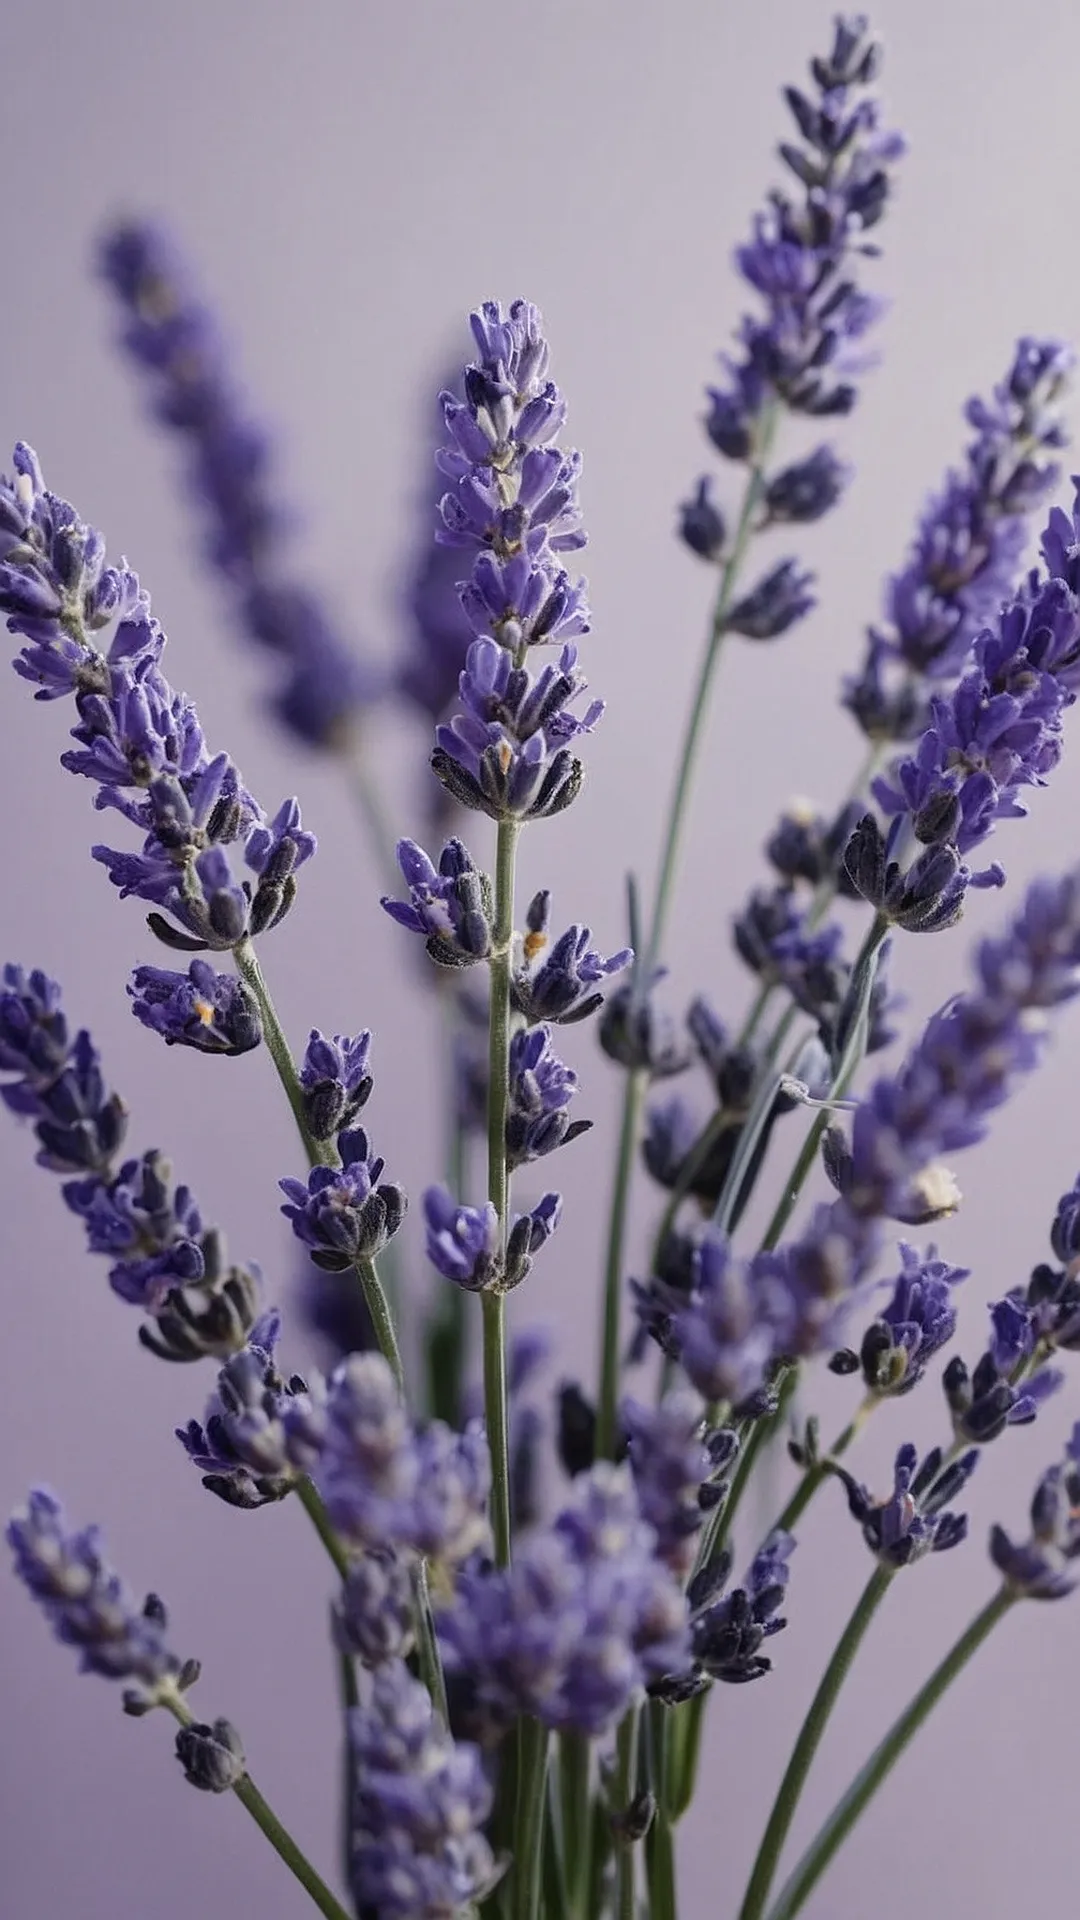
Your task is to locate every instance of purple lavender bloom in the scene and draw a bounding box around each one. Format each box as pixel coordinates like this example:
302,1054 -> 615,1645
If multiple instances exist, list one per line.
599,969 -> 692,1078
2,447 -> 316,952
398,374 -> 477,723
333,1550 -> 415,1669
750,1198 -> 881,1363
765,798 -> 862,889
764,447 -> 850,524
846,338 -> 1072,739
0,984 -> 126,1175
65,1149 -> 206,1307
942,1344 -> 1062,1446
128,959 -> 261,1056
380,837 -> 493,967
0,442 -> 148,697
279,1125 -> 406,1271
505,1024 -> 591,1169
318,1353 -> 490,1567
850,480 -> 1080,923
1050,1171 -> 1080,1267
835,1442 -> 976,1568
0,964 -> 70,1096
678,477 -> 727,561
437,1464 -> 689,1738
704,19 -> 901,452
843,1242 -> 968,1396
994,1176 -> 1080,1357
825,869 -> 1080,1227
622,1391 -> 735,1575
727,560 -> 816,640
177,1311 -> 324,1508
512,892 -> 632,1024
669,1229 -> 777,1408
7,1490 -> 186,1708
98,220 -> 380,747
433,636 -> 601,825
670,1530 -> 795,1690
174,1718 -> 245,1793
349,1660 -> 497,1919
422,1186 -> 561,1293
299,1029 -> 373,1142
430,300 -> 597,822
990,1424 -> 1080,1599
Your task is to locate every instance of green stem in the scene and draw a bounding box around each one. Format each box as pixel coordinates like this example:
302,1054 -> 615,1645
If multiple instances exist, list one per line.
612,1703 -> 641,1920
411,1558 -> 449,1725
558,1730 -> 592,1917
773,1401 -> 873,1537
483,818 -> 519,1566
596,1066 -> 648,1460
644,399 -> 780,978
764,1588 -> 1016,1920
233,936 -> 322,1168
738,1566 -> 895,1920
355,1254 -> 405,1394
342,736 -> 401,897
512,1716 -> 549,1920
759,913 -> 889,1255
336,1644 -> 359,1895
163,1693 -> 352,1920
645,1698 -> 678,1920
295,1476 -> 349,1580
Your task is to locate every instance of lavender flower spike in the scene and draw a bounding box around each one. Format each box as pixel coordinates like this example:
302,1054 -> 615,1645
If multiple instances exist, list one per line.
431,300 -> 599,822
1,445 -> 317,952
299,1028 -> 372,1141
512,891 -> 632,1024
177,1311 -> 325,1509
834,1442 -> 976,1568
505,1024 -> 592,1168
349,1660 -> 498,1918
846,337 -> 1072,739
98,219 -> 381,747
381,836 -> 494,967
422,1184 -> 561,1292
7,1490 -> 189,1711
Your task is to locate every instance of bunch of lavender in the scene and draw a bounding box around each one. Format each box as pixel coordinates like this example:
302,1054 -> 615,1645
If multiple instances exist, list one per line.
11,18 -> 1080,1920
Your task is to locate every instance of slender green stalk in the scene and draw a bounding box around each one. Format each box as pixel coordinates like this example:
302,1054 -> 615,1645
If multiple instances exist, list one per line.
482,816 -> 520,1565
597,405 -> 779,1455
558,1730 -> 592,1917
644,401 -> 780,979
759,913 -> 889,1254
234,936 -> 323,1168
162,1691 -> 353,1920
295,1476 -> 349,1580
645,1698 -> 678,1920
355,1253 -> 405,1393
612,1703 -> 642,1920
772,1401 -> 873,1537
738,1565 -> 895,1920
411,1559 -> 449,1725
342,736 -> 402,897
512,1716 -> 550,1920
596,1065 -> 648,1459
764,1588 -> 1016,1920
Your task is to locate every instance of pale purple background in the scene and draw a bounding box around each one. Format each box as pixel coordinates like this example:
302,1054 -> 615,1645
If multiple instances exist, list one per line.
3,3 -> 1080,1915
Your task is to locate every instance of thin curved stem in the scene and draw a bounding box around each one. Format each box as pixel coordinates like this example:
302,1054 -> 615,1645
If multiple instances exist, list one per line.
233,936 -> 323,1168
484,817 -> 519,1565
163,1692 -> 353,1920
772,1399 -> 874,1537
764,1588 -> 1015,1920
596,1066 -> 648,1460
759,912 -> 888,1254
738,1566 -> 895,1920
295,1476 -> 349,1580
612,1703 -> 642,1920
512,1715 -> 549,1920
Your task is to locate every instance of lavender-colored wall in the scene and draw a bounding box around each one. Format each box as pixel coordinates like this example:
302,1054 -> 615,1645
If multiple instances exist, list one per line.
3,3 -> 1079,1915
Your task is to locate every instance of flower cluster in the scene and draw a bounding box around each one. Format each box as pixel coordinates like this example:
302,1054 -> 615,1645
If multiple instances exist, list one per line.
421,1185 -> 561,1293
834,1443 -> 976,1568
0,965 -> 259,1359
846,337 -> 1072,739
280,1126 -> 406,1270
622,1390 -> 739,1575
437,1465 -> 689,1738
128,959 -> 262,1056
990,1424 -> 1080,1598
847,480 -> 1080,927
98,219 -> 380,747
1,444 -> 317,952
349,1661 -> 497,1917
429,299 -> 598,821
676,1531 -> 796,1692
7,1490 -> 188,1710
177,1312 -> 324,1508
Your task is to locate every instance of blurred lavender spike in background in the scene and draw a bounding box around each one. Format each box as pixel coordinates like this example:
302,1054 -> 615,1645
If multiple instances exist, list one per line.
97,219 -> 384,748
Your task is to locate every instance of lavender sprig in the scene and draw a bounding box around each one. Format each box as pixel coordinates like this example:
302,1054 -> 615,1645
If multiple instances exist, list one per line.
97,219 -> 382,750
